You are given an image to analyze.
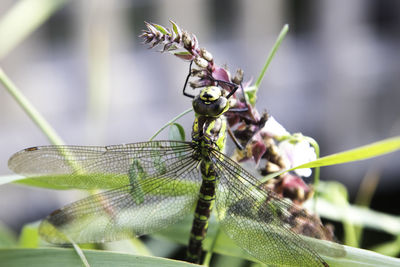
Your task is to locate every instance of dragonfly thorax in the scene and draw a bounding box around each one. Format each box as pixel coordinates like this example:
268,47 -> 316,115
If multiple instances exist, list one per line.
192,86 -> 229,117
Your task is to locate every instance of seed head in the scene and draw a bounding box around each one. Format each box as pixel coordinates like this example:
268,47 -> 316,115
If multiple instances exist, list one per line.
232,69 -> 244,85
200,48 -> 213,62
194,57 -> 209,68
182,31 -> 192,50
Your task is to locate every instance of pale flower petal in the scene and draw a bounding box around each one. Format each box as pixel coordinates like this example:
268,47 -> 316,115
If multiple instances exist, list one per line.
278,139 -> 316,177
262,116 -> 290,138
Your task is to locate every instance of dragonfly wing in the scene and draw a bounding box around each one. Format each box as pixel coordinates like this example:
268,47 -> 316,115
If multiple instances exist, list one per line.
211,149 -> 329,267
9,141 -> 201,244
40,172 -> 200,244
8,141 -> 195,189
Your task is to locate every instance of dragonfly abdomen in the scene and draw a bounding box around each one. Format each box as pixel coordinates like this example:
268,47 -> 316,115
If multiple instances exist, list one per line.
187,159 -> 217,263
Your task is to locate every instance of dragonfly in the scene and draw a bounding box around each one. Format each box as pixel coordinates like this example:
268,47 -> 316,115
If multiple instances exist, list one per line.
8,82 -> 331,266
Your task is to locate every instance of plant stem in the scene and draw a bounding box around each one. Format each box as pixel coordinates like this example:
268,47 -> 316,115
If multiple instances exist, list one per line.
72,243 -> 90,267
203,226 -> 221,267
149,108 -> 193,141
254,24 -> 289,90
0,0 -> 67,59
0,68 -> 65,146
304,136 -> 320,213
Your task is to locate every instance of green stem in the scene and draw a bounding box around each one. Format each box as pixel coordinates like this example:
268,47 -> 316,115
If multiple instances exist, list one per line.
353,168 -> 380,247
304,136 -> 320,187
149,108 -> 193,141
202,226 -> 221,267
0,68 -> 65,146
0,0 -> 67,59
72,243 -> 90,267
304,136 -> 320,212
254,24 -> 289,90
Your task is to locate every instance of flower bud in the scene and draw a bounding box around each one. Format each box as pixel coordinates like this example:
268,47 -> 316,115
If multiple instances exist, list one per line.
200,48 -> 213,62
194,57 -> 209,68
265,162 -> 281,173
182,31 -> 192,49
189,79 -> 213,88
191,68 -> 208,78
232,69 -> 244,84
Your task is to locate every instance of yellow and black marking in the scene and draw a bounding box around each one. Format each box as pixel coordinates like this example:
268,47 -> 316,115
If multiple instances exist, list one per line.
199,86 -> 222,102
187,160 -> 217,262
187,88 -> 228,263
192,86 -> 229,118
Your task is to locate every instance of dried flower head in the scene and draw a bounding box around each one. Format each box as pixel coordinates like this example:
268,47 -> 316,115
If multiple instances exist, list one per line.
141,20 -> 244,95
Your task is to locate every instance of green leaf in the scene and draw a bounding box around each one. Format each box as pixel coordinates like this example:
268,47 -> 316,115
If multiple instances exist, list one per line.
0,248 -> 198,267
152,23 -> 169,35
0,222 -> 17,248
149,108 -> 192,141
264,136 -> 400,181
102,239 -> 152,256
14,174 -> 128,190
244,86 -> 257,106
317,182 -> 358,247
155,214 -> 400,267
293,136 -> 400,170
312,196 -> 400,236
18,223 -> 40,248
0,175 -> 25,186
173,51 -> 191,56
323,243 -> 400,267
311,182 -> 400,236
14,175 -> 198,191
369,236 -> 400,257
169,20 -> 181,36
168,123 -> 185,141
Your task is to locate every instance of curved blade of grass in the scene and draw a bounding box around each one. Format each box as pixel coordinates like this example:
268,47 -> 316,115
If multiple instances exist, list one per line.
0,175 -> 26,186
254,24 -> 289,91
0,222 -> 17,248
11,136 -> 399,190
0,248 -> 198,267
14,175 -> 198,193
313,198 -> 400,236
263,136 -> 400,181
102,239 -> 152,256
149,108 -> 192,141
0,69 -> 65,146
353,169 -> 380,246
0,0 -> 67,59
294,136 -> 400,169
369,235 -> 400,257
6,178 -> 400,236
19,223 -> 40,248
72,243 -> 90,267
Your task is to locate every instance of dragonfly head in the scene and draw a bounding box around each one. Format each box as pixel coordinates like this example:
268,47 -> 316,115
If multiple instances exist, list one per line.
193,86 -> 229,117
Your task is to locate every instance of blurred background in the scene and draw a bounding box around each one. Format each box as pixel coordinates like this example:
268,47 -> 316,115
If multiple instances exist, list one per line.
0,0 -> 399,254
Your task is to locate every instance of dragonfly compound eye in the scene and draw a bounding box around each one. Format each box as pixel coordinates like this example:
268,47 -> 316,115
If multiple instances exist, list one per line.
193,87 -> 229,117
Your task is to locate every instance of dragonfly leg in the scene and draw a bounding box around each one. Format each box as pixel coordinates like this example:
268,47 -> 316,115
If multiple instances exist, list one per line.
227,126 -> 244,150
183,61 -> 196,99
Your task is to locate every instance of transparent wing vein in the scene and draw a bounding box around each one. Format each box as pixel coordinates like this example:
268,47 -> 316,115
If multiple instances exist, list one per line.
9,141 -> 202,244
211,148 -> 328,267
